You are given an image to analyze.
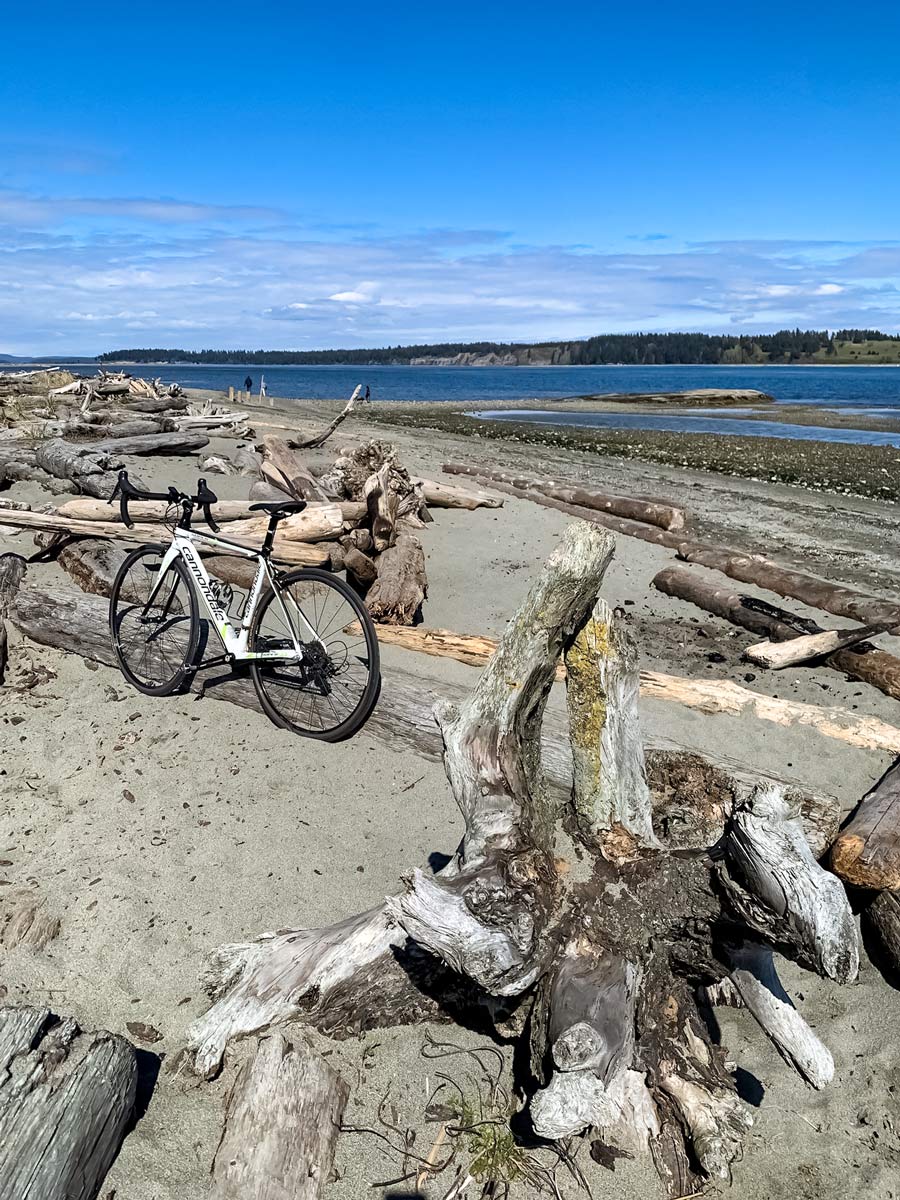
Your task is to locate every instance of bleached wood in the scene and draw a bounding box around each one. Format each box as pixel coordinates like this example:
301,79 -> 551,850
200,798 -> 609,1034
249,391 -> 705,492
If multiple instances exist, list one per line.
0,509 -> 330,566
288,385 -> 365,450
260,436 -> 329,502
653,564 -> 900,702
211,1033 -> 348,1200
657,1071 -> 751,1181
364,460 -> 399,551
0,553 -> 25,683
0,1007 -> 136,1200
745,620 -> 896,669
726,943 -> 834,1088
721,785 -> 858,982
413,476 -> 503,509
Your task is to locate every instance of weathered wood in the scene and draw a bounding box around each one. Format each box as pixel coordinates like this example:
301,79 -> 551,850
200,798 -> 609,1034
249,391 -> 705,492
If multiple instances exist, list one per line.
34,534 -> 128,599
413,476 -> 503,509
34,439 -> 141,499
288,385 -> 366,450
0,509 -> 330,566
443,463 -> 685,530
55,496 -> 362,528
343,545 -> 378,589
745,620 -> 897,669
721,785 -> 858,982
79,430 -> 209,456
0,552 -> 26,682
211,1033 -> 348,1200
61,418 -> 172,439
121,394 -> 188,413
260,437 -> 329,502
347,619 -> 900,762
674,543 -> 900,628
831,758 -> 900,889
249,479 -> 289,502
725,943 -> 834,1088
653,565 -> 900,702
565,596 -> 657,852
0,1006 -> 137,1200
364,461 -> 399,552
863,890 -> 900,979
364,532 -> 427,625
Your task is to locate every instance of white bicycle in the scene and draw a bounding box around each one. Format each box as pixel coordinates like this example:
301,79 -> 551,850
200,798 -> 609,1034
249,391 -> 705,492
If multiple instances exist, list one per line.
107,470 -> 380,740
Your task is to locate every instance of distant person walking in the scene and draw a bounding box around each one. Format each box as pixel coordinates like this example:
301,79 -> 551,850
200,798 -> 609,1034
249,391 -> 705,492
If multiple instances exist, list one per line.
244,375 -> 252,393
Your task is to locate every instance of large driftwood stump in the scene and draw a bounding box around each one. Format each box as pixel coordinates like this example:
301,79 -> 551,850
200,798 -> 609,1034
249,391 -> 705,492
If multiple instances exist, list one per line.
183,522 -> 857,1195
0,1007 -> 136,1200
0,552 -> 26,683
364,531 -> 427,625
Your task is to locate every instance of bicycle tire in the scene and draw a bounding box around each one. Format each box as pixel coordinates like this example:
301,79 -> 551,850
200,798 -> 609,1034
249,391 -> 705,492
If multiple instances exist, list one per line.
109,544 -> 200,696
248,567 -> 380,740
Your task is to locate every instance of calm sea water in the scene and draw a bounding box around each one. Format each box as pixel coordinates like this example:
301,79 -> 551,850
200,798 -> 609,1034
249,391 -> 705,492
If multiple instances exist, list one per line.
51,362 -> 900,407
24,361 -> 900,445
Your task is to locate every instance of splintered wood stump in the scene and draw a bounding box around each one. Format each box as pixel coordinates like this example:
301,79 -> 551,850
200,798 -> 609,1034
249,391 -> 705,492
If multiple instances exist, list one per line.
0,1007 -> 137,1200
182,522 -> 857,1197
211,1033 -> 348,1200
260,436 -> 329,502
364,531 -> 427,624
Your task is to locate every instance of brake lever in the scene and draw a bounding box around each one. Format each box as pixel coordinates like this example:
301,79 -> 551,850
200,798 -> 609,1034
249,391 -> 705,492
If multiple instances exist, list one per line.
196,477 -> 220,532
109,469 -> 134,528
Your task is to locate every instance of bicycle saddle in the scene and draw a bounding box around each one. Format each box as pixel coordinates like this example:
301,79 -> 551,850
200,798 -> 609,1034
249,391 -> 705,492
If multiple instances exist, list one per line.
248,500 -> 308,515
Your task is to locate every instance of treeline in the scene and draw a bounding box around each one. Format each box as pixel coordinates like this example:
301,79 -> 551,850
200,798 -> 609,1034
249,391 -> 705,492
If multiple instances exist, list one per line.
100,328 -> 900,367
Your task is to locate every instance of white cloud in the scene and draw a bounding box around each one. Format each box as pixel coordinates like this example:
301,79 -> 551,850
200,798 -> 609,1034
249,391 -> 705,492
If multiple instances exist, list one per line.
3,184 -> 900,352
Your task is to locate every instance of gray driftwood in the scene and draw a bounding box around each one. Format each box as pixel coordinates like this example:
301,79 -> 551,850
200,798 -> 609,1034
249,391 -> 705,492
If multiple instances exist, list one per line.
364,531 -> 427,625
211,1033 -> 348,1200
0,1007 -> 136,1200
443,462 -> 685,530
158,523 -> 854,1195
0,553 -> 25,683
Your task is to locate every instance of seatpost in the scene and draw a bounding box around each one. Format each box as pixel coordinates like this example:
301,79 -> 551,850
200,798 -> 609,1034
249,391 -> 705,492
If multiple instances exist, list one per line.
262,514 -> 279,556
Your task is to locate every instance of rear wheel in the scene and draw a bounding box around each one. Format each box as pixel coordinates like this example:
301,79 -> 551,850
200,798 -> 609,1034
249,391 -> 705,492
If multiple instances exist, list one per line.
248,568 -> 380,740
109,544 -> 200,696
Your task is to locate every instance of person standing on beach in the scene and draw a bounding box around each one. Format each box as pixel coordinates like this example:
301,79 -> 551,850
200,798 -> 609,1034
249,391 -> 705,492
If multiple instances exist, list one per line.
244,374 -> 252,393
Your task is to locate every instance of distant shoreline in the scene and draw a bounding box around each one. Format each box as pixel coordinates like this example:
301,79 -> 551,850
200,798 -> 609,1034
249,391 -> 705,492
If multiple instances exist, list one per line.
7,359 -> 900,370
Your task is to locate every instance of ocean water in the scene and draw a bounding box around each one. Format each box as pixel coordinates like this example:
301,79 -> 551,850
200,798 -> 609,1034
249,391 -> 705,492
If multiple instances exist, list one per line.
472,409 -> 900,448
41,362 -> 900,408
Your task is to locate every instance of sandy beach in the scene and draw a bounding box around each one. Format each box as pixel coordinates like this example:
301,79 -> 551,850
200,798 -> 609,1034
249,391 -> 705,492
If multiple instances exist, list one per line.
3,389 -> 900,1199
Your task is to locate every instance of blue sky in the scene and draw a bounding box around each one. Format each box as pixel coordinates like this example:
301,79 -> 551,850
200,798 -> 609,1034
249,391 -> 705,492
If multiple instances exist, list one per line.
2,0 -> 900,352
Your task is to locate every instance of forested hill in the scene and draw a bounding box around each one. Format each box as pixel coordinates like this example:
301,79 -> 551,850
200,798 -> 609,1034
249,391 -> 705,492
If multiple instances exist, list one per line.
100,329 -> 900,366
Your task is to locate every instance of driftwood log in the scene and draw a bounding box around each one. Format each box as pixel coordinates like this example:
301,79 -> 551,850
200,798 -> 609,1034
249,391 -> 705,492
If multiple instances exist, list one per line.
653,566 -> 900,702
364,531 -> 427,624
446,463 -> 900,630
413,477 -> 502,510
347,619 -> 900,758
0,1006 -> 136,1200
55,496 -> 365,527
443,462 -> 685,530
32,439 -> 144,499
8,580 -> 839,855
169,523 -> 856,1196
0,509 -> 331,567
287,385 -> 367,450
211,1033 -> 348,1200
831,759 -> 900,889
260,437 -> 329,502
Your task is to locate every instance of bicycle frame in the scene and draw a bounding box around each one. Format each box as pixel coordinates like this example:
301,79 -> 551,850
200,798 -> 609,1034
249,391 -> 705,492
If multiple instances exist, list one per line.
146,524 -> 321,660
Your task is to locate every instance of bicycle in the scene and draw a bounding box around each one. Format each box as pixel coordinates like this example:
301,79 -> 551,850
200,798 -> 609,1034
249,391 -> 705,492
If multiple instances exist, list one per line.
106,469 -> 380,741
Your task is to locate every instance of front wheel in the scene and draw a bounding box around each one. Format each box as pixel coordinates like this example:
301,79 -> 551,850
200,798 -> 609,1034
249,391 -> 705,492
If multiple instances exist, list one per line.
248,568 -> 380,740
109,544 -> 200,696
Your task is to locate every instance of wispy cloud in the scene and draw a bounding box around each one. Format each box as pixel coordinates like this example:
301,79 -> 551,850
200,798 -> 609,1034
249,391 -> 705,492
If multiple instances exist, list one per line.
3,185 -> 900,352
